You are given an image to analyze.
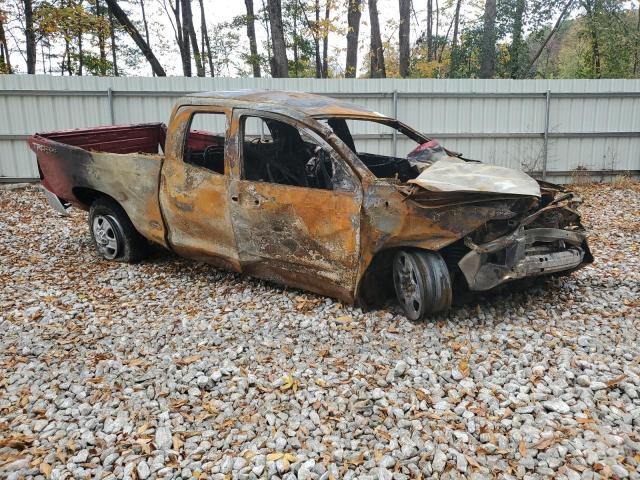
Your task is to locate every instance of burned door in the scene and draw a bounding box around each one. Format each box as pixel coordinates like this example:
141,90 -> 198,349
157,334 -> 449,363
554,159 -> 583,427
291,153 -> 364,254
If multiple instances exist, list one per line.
228,110 -> 363,301
160,106 -> 240,271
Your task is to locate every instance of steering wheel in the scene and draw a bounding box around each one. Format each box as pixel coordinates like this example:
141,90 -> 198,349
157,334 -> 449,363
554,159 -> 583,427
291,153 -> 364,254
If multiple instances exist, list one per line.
306,147 -> 333,188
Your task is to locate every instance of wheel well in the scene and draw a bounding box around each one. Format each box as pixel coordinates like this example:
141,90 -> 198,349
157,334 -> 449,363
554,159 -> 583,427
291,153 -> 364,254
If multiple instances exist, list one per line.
355,248 -> 400,311
356,246 -> 462,311
72,187 -> 117,210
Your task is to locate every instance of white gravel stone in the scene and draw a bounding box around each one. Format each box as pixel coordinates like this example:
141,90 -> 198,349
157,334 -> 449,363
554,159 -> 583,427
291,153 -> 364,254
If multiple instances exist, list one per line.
298,459 -> 316,480
543,399 -> 571,414
576,375 -> 591,387
1,184 -> 639,480
590,382 -> 608,391
136,460 -> 151,480
154,427 -> 173,450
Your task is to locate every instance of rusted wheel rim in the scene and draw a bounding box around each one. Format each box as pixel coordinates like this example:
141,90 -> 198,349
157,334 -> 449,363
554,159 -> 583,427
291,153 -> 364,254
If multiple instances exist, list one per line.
92,215 -> 121,260
393,251 -> 426,320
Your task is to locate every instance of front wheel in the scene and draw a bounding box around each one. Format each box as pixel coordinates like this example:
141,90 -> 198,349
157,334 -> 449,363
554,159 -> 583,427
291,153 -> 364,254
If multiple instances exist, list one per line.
89,198 -> 147,262
393,250 -> 452,321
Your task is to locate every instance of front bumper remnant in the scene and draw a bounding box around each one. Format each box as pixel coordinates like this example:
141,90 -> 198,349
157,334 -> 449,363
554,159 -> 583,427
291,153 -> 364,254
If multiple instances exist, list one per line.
459,227 -> 587,291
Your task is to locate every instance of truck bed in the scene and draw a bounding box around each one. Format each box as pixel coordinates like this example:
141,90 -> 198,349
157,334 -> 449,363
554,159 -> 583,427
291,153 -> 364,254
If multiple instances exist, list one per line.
36,123 -> 166,155
28,123 -> 168,247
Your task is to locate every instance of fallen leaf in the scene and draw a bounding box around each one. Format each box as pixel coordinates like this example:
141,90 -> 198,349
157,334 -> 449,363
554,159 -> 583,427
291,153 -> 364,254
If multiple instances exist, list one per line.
576,416 -> 596,424
346,452 -> 365,466
0,434 -> 35,450
175,355 -> 201,366
606,375 -> 627,387
533,436 -> 555,450
465,454 -> 481,468
459,357 -> 470,377
40,461 -> 52,477
172,434 -> 184,451
518,440 -> 526,457
280,373 -> 299,393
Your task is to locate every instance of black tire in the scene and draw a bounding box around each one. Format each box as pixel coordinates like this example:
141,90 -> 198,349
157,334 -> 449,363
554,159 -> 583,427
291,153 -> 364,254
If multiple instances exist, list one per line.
88,197 -> 147,263
393,250 -> 452,321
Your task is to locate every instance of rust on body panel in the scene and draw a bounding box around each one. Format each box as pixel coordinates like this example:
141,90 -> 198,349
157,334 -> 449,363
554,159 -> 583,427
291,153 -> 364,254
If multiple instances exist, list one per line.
229,180 -> 362,303
159,105 -> 241,271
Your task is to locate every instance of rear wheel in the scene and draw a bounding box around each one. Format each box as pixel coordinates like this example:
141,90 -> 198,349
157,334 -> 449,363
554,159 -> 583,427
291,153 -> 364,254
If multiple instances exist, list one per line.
89,198 -> 147,262
393,250 -> 452,321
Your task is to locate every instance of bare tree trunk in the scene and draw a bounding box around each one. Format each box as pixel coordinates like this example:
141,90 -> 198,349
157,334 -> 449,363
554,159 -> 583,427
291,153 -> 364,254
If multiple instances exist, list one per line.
261,0 -> 273,72
449,0 -> 461,76
293,2 -> 299,76
399,0 -> 410,77
322,0 -> 331,77
65,38 -> 72,74
108,8 -> 119,75
583,0 -> 601,77
634,0 -> 640,75
198,0 -> 213,76
40,40 -> 45,73
183,0 -> 204,76
0,10 -> 13,73
168,0 -> 189,75
244,0 -> 261,77
313,0 -> 322,77
140,0 -> 150,46
369,0 -> 385,77
508,0 -> 525,78
104,0 -> 166,75
24,0 -> 36,73
526,0 -> 574,74
95,0 -> 107,74
426,0 -> 433,61
78,25 -> 83,75
480,0 -> 496,78
345,0 -> 361,77
177,0 -> 192,75
435,0 -> 439,45
437,7 -> 454,62
267,0 -> 288,77
138,0 -> 153,75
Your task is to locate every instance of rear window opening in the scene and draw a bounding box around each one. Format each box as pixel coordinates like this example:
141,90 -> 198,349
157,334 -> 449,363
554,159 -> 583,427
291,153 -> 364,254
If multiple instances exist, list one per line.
320,117 -> 452,182
184,112 -> 227,174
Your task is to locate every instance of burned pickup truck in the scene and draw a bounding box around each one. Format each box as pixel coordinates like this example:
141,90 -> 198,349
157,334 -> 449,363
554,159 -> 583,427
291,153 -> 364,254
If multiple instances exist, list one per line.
28,90 -> 592,320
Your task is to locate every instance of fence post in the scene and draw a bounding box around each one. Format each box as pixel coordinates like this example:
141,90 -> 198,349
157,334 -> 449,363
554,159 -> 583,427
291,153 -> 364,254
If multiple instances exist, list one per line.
542,89 -> 551,180
392,89 -> 398,157
107,88 -> 115,125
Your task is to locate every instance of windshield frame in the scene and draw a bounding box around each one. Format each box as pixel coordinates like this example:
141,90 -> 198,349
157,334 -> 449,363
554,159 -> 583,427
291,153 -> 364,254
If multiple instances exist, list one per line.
312,115 -> 430,150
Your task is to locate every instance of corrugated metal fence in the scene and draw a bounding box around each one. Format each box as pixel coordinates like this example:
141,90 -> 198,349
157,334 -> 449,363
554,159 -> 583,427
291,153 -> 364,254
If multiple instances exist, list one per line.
1,76 -> 639,182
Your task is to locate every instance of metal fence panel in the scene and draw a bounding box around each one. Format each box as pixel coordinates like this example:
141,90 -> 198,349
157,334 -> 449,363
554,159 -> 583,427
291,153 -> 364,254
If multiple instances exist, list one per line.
1,76 -> 639,181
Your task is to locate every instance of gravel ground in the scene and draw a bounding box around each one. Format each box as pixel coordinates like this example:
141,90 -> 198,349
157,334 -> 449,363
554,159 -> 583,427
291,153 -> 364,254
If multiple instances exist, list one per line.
1,182 -> 639,480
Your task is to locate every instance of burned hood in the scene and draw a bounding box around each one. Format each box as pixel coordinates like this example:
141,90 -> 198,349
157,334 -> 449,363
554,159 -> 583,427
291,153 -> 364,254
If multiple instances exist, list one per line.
407,157 -> 541,197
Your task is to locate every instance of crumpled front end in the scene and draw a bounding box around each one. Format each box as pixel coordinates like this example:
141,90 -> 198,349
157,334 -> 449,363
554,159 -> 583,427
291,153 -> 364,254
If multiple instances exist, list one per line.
457,186 -> 593,291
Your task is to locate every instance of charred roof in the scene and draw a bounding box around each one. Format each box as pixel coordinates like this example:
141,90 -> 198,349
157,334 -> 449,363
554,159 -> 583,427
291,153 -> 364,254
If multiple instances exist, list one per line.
186,90 -> 388,119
